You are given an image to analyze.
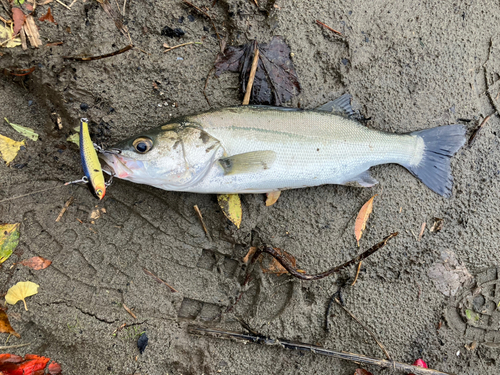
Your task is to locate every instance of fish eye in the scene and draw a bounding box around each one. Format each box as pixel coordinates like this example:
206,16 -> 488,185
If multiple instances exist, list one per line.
133,137 -> 153,154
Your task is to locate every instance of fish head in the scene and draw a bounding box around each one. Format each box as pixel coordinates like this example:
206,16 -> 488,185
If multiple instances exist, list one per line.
100,122 -> 222,189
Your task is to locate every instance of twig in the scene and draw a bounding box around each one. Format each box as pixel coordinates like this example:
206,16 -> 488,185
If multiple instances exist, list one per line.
142,268 -> 178,292
203,66 -> 215,106
242,44 -> 259,105
69,0 -> 78,8
351,260 -> 362,286
63,44 -> 133,61
334,298 -> 391,360
418,222 -> 426,241
315,20 -> 342,36
194,205 -> 212,241
468,113 -> 495,146
55,0 -> 71,10
252,233 -> 398,281
0,342 -> 31,350
122,303 -> 137,319
122,0 -> 126,15
163,41 -> 202,53
55,196 -> 74,222
188,325 -> 452,375
181,0 -> 220,42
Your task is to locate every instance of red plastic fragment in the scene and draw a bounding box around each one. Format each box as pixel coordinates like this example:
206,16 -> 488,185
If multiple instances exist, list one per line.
410,358 -> 428,375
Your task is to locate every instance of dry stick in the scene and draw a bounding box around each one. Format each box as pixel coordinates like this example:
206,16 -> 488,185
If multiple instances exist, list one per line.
188,325 -> 452,375
122,303 -> 137,319
55,196 -> 74,222
194,205 -> 212,242
142,268 -> 178,293
468,113 -> 495,146
63,44 -> 134,61
315,20 -> 342,36
164,41 -> 202,53
69,0 -> 78,8
203,66 -> 215,106
252,232 -> 398,281
55,0 -> 71,10
351,260 -> 362,286
182,0 -> 221,42
334,298 -> 391,361
122,0 -> 126,15
418,222 -> 426,242
0,343 -> 31,350
242,46 -> 260,105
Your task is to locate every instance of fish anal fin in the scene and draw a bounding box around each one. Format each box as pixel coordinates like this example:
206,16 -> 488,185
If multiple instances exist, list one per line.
219,151 -> 276,175
343,170 -> 378,188
316,93 -> 355,118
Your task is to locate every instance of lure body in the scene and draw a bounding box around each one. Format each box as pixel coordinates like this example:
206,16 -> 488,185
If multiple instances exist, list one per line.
80,118 -> 106,199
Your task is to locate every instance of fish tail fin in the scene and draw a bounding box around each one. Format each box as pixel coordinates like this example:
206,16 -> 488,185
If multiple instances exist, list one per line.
403,124 -> 466,197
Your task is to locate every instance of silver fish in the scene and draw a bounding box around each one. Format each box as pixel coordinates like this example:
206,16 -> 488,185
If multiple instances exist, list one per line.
101,94 -> 466,197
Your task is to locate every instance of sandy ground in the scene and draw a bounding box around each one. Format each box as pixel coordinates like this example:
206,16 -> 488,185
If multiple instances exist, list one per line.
1,0 -> 500,374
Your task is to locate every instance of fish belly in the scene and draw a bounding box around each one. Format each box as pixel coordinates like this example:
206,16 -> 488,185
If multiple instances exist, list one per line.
182,107 -> 421,193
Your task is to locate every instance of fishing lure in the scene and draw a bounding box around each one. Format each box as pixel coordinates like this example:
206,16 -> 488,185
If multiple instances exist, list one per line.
79,118 -> 106,199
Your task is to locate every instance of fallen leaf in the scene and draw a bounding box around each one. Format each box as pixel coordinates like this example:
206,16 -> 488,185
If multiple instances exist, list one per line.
12,8 -> 26,35
0,354 -> 50,375
242,247 -> 257,263
4,118 -> 39,141
355,369 -> 374,375
0,353 -> 24,364
0,308 -> 21,338
214,36 -> 301,105
261,248 -> 295,276
465,309 -> 480,322
430,218 -> 443,233
5,281 -> 40,311
48,361 -> 62,374
0,223 -> 20,264
38,7 -> 57,24
265,191 -> 281,206
218,194 -> 242,228
66,133 -> 80,146
0,134 -> 25,165
89,207 -> 106,221
0,23 -> 22,48
427,250 -> 473,297
354,195 -> 377,246
20,256 -> 52,270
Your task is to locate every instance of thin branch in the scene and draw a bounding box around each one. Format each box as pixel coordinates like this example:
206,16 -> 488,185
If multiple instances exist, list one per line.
188,325 -> 452,375
252,232 -> 398,281
194,205 -> 212,241
351,260 -> 362,286
242,44 -> 259,105
63,44 -> 133,61
181,0 -> 221,42
164,41 -> 202,53
468,113 -> 496,146
142,268 -> 178,293
0,343 -> 31,350
315,20 -> 342,36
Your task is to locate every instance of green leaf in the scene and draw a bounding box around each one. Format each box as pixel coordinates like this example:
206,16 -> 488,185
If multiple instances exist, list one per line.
14,0 -> 25,5
4,118 -> 38,141
0,223 -> 20,264
465,309 -> 480,322
67,133 -> 80,147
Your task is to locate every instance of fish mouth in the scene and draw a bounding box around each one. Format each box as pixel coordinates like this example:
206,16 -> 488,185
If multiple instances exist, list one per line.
99,153 -> 134,179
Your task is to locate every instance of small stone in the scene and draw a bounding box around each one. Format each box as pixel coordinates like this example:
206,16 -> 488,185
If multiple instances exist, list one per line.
188,15 -> 195,22
80,103 -> 89,111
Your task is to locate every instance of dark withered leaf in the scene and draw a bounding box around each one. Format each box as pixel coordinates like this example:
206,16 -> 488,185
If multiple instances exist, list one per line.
137,332 -> 148,354
161,26 -> 185,38
214,36 -> 301,105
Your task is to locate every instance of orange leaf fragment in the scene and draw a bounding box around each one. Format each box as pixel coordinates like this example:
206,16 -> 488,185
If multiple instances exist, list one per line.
20,256 -> 52,270
39,7 -> 57,24
354,195 -> 377,246
261,248 -> 295,276
355,369 -> 374,375
12,8 -> 26,35
242,247 -> 257,263
0,308 -> 21,338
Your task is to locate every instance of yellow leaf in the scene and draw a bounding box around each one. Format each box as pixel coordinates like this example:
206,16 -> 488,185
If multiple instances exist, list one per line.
218,194 -> 242,228
4,117 -> 39,141
354,195 -> 377,246
5,281 -> 39,311
0,134 -> 25,165
0,223 -> 20,264
0,23 -> 21,48
67,133 -> 80,147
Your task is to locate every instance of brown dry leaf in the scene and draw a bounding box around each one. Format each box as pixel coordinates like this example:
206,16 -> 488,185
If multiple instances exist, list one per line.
430,218 -> 443,233
39,7 -> 57,24
354,369 -> 374,375
354,195 -> 377,246
265,191 -> 281,206
0,308 -> 21,338
261,248 -> 295,276
12,8 -> 26,35
5,281 -> 39,311
242,247 -> 257,263
20,256 -> 52,270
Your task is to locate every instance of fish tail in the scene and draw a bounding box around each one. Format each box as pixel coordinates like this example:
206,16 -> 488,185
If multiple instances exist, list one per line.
404,124 -> 466,197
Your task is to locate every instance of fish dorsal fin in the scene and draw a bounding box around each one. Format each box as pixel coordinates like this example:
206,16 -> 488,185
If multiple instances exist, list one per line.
343,170 -> 378,187
218,151 -> 276,175
316,93 -> 355,118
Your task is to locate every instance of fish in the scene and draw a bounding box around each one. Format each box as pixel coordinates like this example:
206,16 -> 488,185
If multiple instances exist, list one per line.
100,94 -> 466,197
80,118 -> 106,199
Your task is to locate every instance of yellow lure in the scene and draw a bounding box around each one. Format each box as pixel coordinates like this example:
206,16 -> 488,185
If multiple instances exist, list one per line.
80,118 -> 106,199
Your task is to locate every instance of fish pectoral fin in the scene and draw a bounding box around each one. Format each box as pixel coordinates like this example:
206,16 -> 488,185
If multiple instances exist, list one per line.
218,151 -> 276,175
316,93 -> 355,118
343,170 -> 379,188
